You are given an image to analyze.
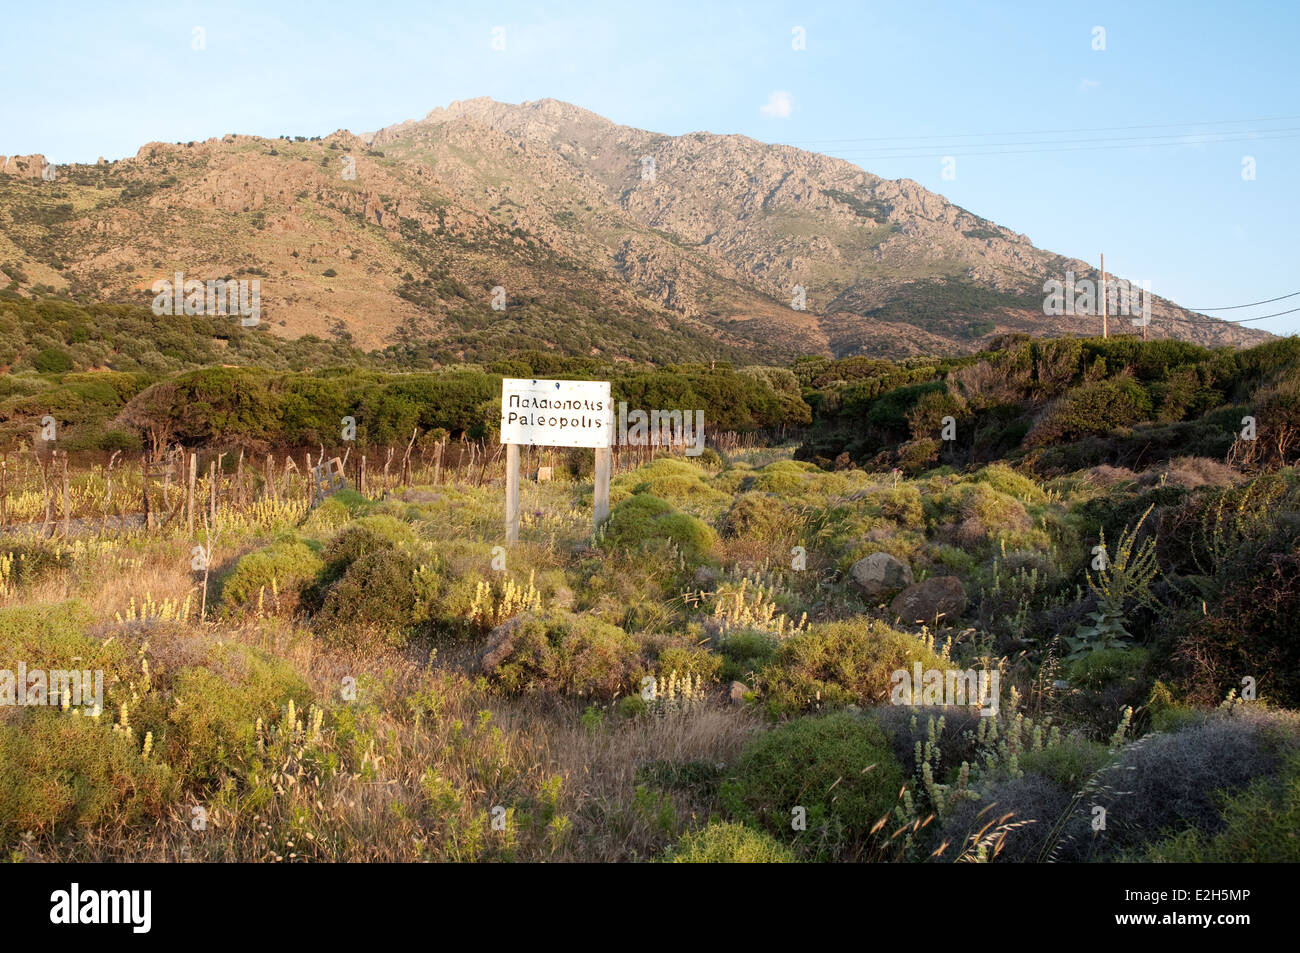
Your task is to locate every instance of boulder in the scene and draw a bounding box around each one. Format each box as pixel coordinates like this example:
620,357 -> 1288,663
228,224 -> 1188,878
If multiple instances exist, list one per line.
850,551 -> 913,599
729,681 -> 749,705
0,154 -> 47,178
890,576 -> 968,624
479,615 -> 529,673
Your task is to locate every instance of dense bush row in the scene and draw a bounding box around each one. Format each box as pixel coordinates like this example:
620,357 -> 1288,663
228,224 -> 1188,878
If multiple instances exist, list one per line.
0,295 -> 812,450
797,334 -> 1300,475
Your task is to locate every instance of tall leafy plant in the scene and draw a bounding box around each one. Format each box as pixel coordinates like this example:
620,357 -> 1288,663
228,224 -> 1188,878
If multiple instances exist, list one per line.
1068,505 -> 1159,658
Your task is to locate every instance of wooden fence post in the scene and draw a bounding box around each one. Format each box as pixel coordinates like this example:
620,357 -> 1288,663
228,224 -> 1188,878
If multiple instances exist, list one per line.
40,452 -> 53,538
187,452 -> 197,536
505,443 -> 520,544
208,459 -> 217,528
61,451 -> 71,538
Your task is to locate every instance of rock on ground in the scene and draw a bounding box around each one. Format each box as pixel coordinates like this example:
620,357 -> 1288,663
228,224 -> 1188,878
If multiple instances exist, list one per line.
850,551 -> 913,600
889,576 -> 968,624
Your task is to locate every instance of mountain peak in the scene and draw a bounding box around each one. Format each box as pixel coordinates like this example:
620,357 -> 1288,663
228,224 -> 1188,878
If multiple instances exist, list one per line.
0,100 -> 1269,361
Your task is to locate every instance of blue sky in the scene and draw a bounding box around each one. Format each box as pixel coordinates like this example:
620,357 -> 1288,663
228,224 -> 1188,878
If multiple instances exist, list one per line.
2,0 -> 1297,333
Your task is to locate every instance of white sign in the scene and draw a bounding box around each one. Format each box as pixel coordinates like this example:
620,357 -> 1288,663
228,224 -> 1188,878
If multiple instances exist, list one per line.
500,378 -> 612,448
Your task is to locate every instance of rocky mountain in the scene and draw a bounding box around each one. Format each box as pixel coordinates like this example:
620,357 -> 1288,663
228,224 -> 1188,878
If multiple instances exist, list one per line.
0,97 -> 1270,363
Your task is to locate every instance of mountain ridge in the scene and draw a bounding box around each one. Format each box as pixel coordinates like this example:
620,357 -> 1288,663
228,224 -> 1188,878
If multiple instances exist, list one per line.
0,97 -> 1270,364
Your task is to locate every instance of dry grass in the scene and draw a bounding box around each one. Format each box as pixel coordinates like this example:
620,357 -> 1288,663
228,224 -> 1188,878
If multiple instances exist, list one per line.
1,504 -> 762,863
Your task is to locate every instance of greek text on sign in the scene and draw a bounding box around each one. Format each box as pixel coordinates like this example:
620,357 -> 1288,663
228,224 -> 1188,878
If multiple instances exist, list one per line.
500,378 -> 612,448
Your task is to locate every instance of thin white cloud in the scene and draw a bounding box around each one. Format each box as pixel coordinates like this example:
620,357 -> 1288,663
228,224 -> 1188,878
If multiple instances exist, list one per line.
759,90 -> 793,119
1079,78 -> 1101,91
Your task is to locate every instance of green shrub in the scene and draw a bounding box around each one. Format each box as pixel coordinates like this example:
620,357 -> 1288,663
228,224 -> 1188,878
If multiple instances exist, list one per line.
721,713 -> 903,858
974,463 -> 1047,503
757,618 -> 947,715
300,488 -> 367,534
0,601 -> 118,674
0,543 -> 74,587
875,484 -> 924,528
0,711 -> 175,836
320,523 -> 394,572
315,548 -> 422,647
331,514 -> 415,554
751,461 -> 819,497
663,821 -> 796,863
142,643 -> 311,786
1146,681 -> 1199,733
710,467 -> 751,496
304,514 -> 420,612
482,611 -> 644,699
722,492 -> 797,540
33,347 -> 73,373
1020,738 -> 1114,791
696,447 -> 724,470
1065,646 -> 1149,690
613,458 -> 724,505
952,482 -> 1031,546
656,644 -> 721,682
1026,377 -> 1154,446
931,543 -> 978,575
720,629 -> 779,682
92,427 -> 142,452
617,695 -> 648,718
896,437 -> 941,474
602,493 -> 716,564
221,540 -> 325,609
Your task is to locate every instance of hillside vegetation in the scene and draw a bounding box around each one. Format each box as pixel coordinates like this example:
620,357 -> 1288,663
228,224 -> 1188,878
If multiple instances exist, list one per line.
1,322 -> 1298,862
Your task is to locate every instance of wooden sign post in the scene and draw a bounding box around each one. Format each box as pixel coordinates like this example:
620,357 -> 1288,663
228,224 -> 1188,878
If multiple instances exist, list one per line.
593,447 -> 611,527
505,443 -> 521,543
500,378 -> 612,543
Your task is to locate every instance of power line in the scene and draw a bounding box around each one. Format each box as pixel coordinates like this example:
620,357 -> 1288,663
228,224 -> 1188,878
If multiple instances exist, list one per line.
818,126 -> 1300,155
781,115 -> 1300,146
830,130 -> 1300,161
1219,305 -> 1300,324
1187,291 -> 1300,311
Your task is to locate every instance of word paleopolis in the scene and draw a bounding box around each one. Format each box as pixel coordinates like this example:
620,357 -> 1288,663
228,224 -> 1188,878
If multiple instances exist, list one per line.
504,393 -> 607,431
151,272 -> 261,326
501,399 -> 707,455
500,379 -> 705,456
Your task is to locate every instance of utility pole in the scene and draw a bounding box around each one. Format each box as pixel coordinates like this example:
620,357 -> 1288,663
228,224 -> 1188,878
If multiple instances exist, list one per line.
1100,253 -> 1108,339
1102,254 -> 1112,340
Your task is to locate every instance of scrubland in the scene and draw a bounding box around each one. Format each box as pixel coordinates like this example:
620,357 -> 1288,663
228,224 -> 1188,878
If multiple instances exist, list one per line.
2,438 -> 1297,863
